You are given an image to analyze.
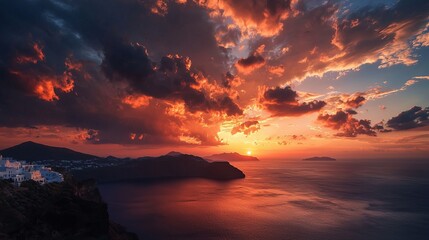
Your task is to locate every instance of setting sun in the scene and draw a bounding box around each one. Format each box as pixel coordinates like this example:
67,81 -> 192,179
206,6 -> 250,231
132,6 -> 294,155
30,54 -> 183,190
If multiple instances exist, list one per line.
247,150 -> 252,156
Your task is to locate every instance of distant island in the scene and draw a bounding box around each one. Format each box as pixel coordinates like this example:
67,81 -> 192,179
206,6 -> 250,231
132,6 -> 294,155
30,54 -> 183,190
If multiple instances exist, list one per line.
303,156 -> 336,161
205,152 -> 259,162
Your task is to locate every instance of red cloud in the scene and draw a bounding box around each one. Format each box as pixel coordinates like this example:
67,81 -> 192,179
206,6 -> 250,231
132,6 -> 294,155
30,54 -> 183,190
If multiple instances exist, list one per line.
198,0 -> 293,36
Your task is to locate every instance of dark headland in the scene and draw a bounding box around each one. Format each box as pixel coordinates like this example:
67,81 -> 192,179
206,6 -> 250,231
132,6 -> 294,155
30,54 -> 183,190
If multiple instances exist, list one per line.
0,142 -> 246,240
205,152 -> 259,162
303,156 -> 337,161
0,142 -> 245,181
73,153 -> 245,182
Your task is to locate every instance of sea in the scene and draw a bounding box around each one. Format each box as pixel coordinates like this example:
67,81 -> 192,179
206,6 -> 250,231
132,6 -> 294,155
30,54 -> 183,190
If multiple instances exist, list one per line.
98,159 -> 429,240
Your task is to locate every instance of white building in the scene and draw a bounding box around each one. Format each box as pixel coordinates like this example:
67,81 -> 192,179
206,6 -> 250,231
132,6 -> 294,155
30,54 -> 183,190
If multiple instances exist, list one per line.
0,155 -> 63,186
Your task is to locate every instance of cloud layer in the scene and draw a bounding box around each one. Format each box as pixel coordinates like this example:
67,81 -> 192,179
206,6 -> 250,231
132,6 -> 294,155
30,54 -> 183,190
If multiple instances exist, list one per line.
0,0 -> 428,148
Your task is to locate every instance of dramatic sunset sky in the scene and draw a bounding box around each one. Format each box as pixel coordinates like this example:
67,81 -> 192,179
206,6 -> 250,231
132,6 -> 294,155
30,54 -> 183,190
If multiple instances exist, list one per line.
1,0 -> 428,159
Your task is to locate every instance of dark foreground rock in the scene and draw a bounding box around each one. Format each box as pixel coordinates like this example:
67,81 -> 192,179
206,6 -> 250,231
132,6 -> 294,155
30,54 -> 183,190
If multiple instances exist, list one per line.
73,154 -> 245,183
0,179 -> 138,240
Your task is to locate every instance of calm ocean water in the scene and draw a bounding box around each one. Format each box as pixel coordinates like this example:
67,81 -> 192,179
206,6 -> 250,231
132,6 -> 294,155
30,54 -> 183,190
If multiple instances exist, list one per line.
99,159 -> 429,240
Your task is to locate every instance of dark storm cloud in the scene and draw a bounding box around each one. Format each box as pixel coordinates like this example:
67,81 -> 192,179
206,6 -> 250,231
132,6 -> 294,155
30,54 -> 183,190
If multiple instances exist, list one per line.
102,41 -> 242,115
263,86 -> 298,103
0,0 -> 239,146
261,86 -> 326,116
235,52 -> 265,74
386,106 -> 429,130
345,109 -> 358,115
102,43 -> 154,86
317,110 -> 378,137
63,0 -> 227,75
318,105 -> 429,137
0,0 -> 84,101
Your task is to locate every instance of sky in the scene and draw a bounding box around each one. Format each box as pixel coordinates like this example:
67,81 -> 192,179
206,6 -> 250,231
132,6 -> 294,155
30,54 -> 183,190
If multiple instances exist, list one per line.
0,0 -> 429,159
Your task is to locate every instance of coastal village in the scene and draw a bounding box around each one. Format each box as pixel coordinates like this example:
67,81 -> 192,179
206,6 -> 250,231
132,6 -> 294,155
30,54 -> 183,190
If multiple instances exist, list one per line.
0,155 -> 63,186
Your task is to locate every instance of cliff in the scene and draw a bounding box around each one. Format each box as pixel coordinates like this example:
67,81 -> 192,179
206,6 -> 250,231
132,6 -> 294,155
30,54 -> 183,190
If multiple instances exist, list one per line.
0,179 -> 138,240
73,153 -> 245,182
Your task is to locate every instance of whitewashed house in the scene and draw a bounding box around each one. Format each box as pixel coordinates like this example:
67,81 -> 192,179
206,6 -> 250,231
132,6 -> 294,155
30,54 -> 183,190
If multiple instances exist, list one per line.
0,155 -> 62,186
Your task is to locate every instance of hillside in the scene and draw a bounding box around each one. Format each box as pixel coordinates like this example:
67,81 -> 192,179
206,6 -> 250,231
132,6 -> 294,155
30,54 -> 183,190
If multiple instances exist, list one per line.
0,141 -> 98,161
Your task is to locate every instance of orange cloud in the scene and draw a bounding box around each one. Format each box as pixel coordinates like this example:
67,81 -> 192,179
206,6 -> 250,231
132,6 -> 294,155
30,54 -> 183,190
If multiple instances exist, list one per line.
122,95 -> 151,108
268,65 -> 285,76
150,0 -> 168,16
34,79 -> 58,101
33,43 -> 45,61
197,0 -> 294,36
16,43 -> 45,64
32,74 -> 74,101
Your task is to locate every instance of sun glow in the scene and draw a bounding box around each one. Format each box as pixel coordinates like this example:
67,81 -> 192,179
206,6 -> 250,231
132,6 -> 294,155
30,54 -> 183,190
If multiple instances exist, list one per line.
247,150 -> 252,156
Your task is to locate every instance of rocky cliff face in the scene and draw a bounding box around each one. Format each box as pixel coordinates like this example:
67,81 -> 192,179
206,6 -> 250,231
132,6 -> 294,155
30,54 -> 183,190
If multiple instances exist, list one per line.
0,179 -> 138,240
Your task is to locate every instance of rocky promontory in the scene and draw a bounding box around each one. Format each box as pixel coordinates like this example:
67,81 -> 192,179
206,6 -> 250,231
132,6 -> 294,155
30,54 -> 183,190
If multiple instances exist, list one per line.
73,153 -> 245,182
